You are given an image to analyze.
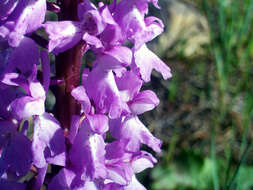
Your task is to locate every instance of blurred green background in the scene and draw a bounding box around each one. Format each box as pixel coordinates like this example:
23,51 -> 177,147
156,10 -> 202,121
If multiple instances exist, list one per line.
138,0 -> 253,189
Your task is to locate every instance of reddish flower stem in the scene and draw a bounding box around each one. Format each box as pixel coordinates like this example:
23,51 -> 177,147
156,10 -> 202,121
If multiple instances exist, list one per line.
55,0 -> 84,130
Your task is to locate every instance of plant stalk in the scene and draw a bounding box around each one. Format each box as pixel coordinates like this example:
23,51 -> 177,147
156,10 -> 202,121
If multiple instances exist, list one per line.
55,0 -> 83,130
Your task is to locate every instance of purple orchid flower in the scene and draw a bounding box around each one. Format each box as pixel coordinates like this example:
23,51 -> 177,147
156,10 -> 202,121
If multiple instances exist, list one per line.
0,0 -> 171,189
32,113 -> 66,168
112,0 -> 163,49
110,116 -> 162,153
0,121 -> 32,179
0,0 -> 46,47
132,43 -> 172,82
44,0 -> 115,54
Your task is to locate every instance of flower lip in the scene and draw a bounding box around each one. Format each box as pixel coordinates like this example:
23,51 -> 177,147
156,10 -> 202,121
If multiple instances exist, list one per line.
81,13 -> 99,35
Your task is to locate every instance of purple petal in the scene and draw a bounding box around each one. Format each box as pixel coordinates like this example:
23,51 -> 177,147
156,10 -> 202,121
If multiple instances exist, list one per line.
29,82 -> 45,99
78,1 -> 106,35
0,43 -> 10,73
10,96 -> 45,120
128,90 -> 159,115
144,16 -> 164,37
106,162 -> 133,186
0,86 -> 23,119
0,0 -> 46,47
31,164 -> 48,190
49,168 -> 100,190
82,32 -> 103,49
103,46 -> 132,67
1,72 -> 28,88
0,0 -> 18,22
99,4 -> 122,46
110,116 -> 162,153
82,181 -> 100,190
131,151 -> 157,173
69,115 -> 82,144
32,113 -> 66,168
0,121 -> 16,148
99,4 -> 116,25
100,175 -> 145,189
103,182 -> 123,190
124,175 -> 146,190
100,23 -> 123,47
84,114 -> 109,134
25,0 -> 46,34
113,0 -> 163,48
69,126 -> 107,179
133,16 -> 164,49
71,86 -> 91,114
105,139 -> 131,160
113,67 -> 127,78
44,21 -> 82,54
48,168 -> 76,190
5,37 -> 39,76
93,46 -> 132,72
0,179 -> 26,190
78,0 -> 97,21
104,174 -> 145,189
85,67 -> 128,119
115,70 -> 143,102
0,131 -> 32,177
133,44 -> 172,82
27,64 -> 38,82
113,0 -> 148,41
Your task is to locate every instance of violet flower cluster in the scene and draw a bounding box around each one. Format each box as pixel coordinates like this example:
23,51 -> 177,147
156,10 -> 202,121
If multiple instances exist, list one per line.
0,0 -> 171,189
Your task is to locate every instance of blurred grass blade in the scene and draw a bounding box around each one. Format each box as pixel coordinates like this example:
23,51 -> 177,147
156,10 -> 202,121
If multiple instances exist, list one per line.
211,122 -> 220,190
228,143 -> 252,190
